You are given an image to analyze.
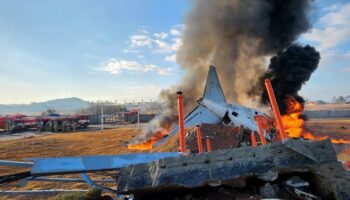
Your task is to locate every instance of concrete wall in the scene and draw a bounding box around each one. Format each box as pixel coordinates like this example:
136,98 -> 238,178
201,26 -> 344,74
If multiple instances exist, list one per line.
304,109 -> 350,118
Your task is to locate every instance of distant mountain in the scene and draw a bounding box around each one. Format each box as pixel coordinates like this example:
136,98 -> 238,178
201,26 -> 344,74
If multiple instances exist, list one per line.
0,97 -> 90,115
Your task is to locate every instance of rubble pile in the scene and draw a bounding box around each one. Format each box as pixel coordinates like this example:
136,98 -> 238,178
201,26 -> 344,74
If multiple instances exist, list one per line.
186,124 -> 246,153
118,140 -> 350,200
153,124 -> 251,153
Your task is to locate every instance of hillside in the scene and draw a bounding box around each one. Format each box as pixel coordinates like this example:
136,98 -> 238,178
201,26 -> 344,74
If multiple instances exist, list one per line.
0,97 -> 90,115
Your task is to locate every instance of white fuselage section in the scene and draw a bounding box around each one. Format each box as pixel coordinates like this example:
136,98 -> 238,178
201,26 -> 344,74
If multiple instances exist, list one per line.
200,99 -> 264,131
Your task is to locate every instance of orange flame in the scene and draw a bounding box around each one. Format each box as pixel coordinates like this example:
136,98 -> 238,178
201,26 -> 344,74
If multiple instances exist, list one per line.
281,95 -> 350,144
127,127 -> 170,150
281,95 -> 306,138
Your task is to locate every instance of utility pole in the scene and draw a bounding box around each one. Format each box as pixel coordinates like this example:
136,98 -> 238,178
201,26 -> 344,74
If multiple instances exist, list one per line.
137,107 -> 140,129
101,103 -> 104,131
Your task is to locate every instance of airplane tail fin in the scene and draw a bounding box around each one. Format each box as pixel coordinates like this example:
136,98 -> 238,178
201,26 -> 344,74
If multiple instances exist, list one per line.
202,65 -> 226,103
154,65 -> 225,148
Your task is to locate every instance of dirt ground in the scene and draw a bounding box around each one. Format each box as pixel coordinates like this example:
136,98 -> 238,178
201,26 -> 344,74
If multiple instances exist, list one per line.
0,119 -> 349,199
0,125 -> 144,200
0,126 -> 142,162
305,118 -> 350,162
305,118 -> 350,137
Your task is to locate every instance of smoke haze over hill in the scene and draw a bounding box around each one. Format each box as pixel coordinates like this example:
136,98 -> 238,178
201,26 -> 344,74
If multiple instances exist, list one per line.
0,97 -> 90,115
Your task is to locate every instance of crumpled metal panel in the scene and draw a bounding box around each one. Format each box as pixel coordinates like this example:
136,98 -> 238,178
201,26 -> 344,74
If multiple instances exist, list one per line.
27,152 -> 179,175
0,160 -> 33,168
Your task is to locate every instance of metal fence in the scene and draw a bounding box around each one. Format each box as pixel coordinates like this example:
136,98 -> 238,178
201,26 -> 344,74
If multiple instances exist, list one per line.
88,113 -> 156,125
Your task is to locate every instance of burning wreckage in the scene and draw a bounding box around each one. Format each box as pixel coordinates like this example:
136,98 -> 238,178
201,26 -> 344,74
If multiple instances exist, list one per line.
0,66 -> 350,200
0,0 -> 348,199
122,65 -> 350,199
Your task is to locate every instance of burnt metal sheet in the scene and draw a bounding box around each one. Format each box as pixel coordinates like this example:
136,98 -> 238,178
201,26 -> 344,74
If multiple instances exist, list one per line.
0,160 -> 33,168
27,152 -> 179,175
80,173 -> 116,193
27,177 -> 115,183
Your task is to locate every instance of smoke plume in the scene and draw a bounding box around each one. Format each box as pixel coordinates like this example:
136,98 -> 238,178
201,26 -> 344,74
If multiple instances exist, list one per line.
259,45 -> 320,114
140,0 -> 314,142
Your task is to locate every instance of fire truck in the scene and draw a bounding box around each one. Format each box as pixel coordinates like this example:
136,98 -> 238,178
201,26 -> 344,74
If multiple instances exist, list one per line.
0,114 -> 29,132
39,114 -> 90,132
0,114 -> 90,133
73,114 -> 90,128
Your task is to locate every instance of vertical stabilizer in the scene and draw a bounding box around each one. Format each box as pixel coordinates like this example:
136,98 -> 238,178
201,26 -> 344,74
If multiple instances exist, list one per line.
202,65 -> 226,103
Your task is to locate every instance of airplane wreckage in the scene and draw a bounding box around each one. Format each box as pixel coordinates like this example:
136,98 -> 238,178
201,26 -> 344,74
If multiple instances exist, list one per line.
0,66 -> 350,200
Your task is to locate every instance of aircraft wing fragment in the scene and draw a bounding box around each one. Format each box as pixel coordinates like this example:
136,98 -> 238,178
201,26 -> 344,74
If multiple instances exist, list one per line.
26,152 -> 179,175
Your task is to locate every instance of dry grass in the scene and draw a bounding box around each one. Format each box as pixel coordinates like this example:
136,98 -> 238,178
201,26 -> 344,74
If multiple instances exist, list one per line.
1,119 -> 350,199
0,126 -> 144,200
305,118 -> 350,163
305,118 -> 350,137
0,126 -> 142,162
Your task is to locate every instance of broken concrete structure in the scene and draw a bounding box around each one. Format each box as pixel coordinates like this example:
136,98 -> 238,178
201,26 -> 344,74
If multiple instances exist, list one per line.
117,140 -> 350,199
185,123 -> 245,153
153,124 -> 251,153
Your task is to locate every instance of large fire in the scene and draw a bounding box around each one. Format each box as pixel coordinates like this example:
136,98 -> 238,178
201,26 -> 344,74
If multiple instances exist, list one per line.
281,95 -> 350,144
281,95 -> 305,138
127,127 -> 171,150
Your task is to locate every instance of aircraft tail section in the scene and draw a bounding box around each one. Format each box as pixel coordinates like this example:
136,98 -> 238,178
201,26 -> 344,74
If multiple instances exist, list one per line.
202,65 -> 226,103
154,65 -> 226,148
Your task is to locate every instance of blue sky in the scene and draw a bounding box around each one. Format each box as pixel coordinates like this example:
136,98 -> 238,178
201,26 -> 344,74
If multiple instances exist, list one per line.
0,0 -> 349,104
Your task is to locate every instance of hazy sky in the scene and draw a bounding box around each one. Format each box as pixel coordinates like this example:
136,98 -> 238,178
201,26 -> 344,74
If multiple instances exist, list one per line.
0,0 -> 349,104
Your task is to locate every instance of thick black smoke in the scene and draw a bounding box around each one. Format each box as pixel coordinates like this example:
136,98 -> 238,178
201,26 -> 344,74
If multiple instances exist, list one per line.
137,0 -> 315,143
259,45 -> 320,114
259,0 -> 312,53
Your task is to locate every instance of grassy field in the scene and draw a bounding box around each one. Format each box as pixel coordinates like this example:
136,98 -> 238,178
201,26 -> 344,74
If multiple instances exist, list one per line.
0,125 -> 144,200
305,118 -> 350,162
305,118 -> 350,137
0,119 -> 350,199
0,126 -> 142,162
